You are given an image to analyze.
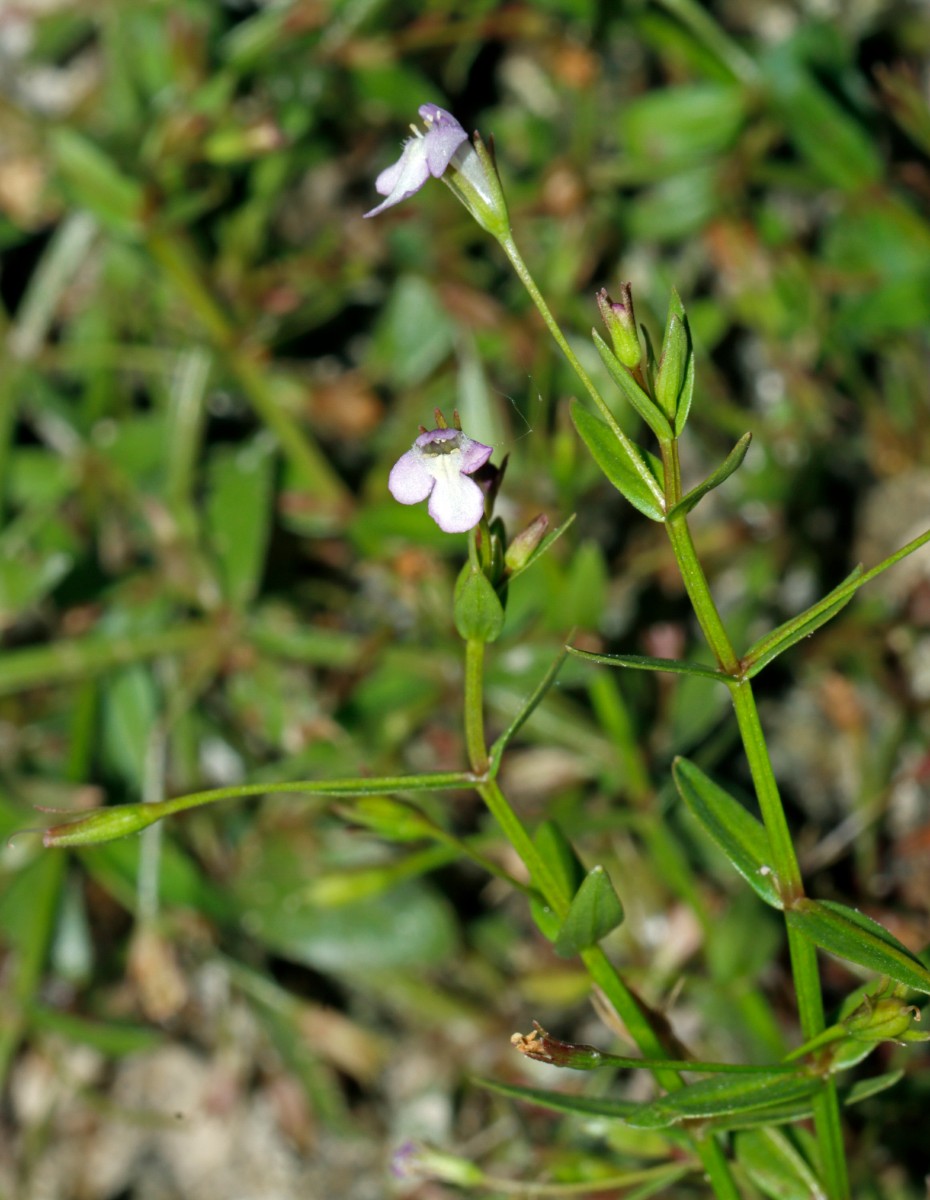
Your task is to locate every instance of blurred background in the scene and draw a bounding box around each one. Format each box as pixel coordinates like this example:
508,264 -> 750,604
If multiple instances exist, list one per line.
1,0 -> 929,1196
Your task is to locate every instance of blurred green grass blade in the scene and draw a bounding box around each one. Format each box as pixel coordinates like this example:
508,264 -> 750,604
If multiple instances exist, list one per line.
762,45 -> 882,191
619,83 -> 747,168
673,758 -> 782,909
553,865 -> 625,957
145,232 -> 348,515
165,347 -> 212,510
8,211 -> 98,363
205,433 -> 275,609
0,852 -> 66,1085
29,1004 -> 163,1056
786,899 -> 930,994
80,838 -> 228,923
48,128 -> 144,236
734,1128 -> 825,1200
0,623 -> 212,696
102,666 -> 158,788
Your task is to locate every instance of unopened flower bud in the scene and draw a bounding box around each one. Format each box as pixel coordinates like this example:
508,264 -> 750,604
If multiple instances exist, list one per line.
42,803 -> 161,848
505,513 -> 549,573
596,284 -> 641,369
844,991 -> 928,1045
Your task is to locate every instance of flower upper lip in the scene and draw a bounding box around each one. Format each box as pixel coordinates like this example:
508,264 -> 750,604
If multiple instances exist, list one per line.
364,105 -> 468,218
388,428 -> 493,533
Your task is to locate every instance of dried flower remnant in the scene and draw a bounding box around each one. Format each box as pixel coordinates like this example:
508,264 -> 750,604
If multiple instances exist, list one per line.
511,1021 -> 605,1069
389,426 -> 493,533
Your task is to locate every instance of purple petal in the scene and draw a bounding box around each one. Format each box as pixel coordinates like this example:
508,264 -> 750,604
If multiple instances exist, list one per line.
388,450 -> 434,504
428,473 -> 485,533
417,105 -> 468,178
458,437 -> 493,475
364,139 -> 430,218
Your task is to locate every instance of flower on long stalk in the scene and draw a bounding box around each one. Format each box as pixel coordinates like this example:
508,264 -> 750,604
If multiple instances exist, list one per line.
364,104 -> 508,235
389,426 -> 492,533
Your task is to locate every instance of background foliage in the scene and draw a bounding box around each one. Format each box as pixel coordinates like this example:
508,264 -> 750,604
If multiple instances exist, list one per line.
1,0 -> 929,1196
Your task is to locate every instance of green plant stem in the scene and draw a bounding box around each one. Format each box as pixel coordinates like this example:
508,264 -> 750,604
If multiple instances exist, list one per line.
661,457 -> 849,1199
665,512 -> 739,673
730,681 -> 849,1196
463,632 -> 740,1200
492,241 -> 848,1189
464,639 -> 490,775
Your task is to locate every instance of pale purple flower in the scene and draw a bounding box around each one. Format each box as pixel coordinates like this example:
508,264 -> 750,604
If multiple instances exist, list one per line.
389,428 -> 492,533
364,104 -> 468,218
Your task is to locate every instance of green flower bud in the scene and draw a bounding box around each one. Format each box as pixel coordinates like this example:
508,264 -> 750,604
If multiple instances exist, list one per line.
42,803 -> 161,848
504,513 -> 549,573
844,991 -> 929,1045
596,284 -> 642,369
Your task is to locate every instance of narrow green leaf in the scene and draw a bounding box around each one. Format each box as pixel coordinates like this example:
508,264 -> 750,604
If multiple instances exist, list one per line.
570,401 -> 665,522
656,312 -> 688,422
674,341 -> 696,436
629,1072 -> 821,1130
786,898 -> 930,994
667,433 -> 752,520
481,1072 -> 820,1131
844,1069 -> 904,1107
673,758 -> 783,909
592,331 -> 672,440
30,1005 -> 164,1057
49,129 -> 144,236
479,1076 -> 642,1121
764,49 -> 882,191
568,647 -> 731,683
205,433 -> 276,609
656,290 -> 695,435
742,566 -> 864,678
553,865 -> 625,957
453,565 -> 504,643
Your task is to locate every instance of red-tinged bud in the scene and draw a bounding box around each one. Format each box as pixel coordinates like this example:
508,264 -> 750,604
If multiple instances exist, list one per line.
596,284 -> 641,369
505,513 -> 549,572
